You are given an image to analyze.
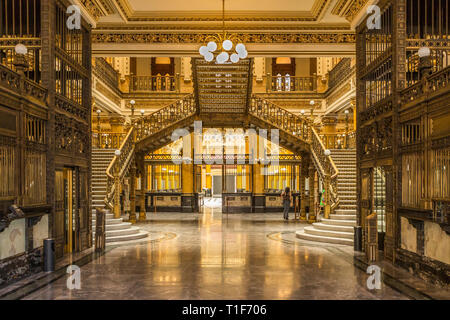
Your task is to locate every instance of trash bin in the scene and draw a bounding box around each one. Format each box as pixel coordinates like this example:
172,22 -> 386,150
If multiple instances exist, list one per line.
354,226 -> 362,252
43,238 -> 55,272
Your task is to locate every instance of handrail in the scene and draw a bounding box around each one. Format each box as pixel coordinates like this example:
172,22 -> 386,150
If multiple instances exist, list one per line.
268,75 -> 317,92
310,127 -> 340,214
134,94 -> 196,141
249,96 -> 311,143
104,127 -> 135,211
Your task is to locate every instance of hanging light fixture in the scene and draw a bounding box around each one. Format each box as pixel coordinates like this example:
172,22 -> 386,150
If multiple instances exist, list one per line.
199,0 -> 248,64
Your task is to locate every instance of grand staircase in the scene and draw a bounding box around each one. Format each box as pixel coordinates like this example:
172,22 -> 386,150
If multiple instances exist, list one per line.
91,147 -> 148,245
296,149 -> 357,245
92,58 -> 357,247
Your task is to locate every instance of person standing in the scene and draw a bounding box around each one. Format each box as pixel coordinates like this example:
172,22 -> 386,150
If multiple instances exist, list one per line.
281,187 -> 291,220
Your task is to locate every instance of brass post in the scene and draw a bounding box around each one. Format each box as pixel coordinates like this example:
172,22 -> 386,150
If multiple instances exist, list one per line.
308,165 -> 316,223
139,165 -> 147,222
113,162 -> 121,219
129,163 -> 137,223
324,174 -> 331,219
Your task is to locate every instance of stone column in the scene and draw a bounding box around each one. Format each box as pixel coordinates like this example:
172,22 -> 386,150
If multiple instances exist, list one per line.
308,164 -> 316,223
129,163 -> 136,223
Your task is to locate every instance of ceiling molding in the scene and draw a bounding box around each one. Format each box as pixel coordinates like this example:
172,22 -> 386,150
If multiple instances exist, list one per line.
92,32 -> 356,44
106,0 -> 332,23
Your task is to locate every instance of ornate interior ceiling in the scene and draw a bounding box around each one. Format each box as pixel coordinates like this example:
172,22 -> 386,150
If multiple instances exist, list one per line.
77,0 -> 375,56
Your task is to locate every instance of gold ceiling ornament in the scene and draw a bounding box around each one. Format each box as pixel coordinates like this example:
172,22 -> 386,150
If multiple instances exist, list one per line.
199,0 -> 248,64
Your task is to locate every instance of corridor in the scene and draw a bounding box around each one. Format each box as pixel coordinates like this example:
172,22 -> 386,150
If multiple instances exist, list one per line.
19,209 -> 433,300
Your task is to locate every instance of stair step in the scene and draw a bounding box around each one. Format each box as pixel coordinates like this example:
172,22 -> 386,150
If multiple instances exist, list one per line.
321,218 -> 357,227
335,209 -> 356,214
92,218 -> 123,225
105,226 -> 142,237
330,214 -> 356,220
313,222 -> 355,233
296,230 -> 353,245
304,226 -> 353,239
105,230 -> 149,243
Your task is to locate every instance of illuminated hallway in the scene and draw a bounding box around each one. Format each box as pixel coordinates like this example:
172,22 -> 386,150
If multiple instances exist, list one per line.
20,210 -> 424,300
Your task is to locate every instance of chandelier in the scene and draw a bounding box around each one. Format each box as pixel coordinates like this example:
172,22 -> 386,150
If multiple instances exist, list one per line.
199,0 -> 248,64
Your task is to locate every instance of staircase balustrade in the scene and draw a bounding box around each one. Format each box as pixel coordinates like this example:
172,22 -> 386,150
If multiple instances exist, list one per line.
134,94 -> 196,141
310,127 -> 340,218
249,96 -> 311,143
105,127 -> 136,217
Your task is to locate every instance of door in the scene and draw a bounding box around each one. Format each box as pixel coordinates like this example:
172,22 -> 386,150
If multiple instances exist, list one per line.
63,168 -> 79,254
212,175 -> 222,196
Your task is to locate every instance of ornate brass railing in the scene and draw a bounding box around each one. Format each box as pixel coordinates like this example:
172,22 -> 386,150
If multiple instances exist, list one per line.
93,131 -> 127,149
320,131 -> 356,149
0,64 -> 47,103
310,127 -> 340,217
105,127 -> 135,217
249,96 -> 311,143
93,58 -> 120,92
130,75 -> 179,92
134,94 -> 196,141
268,75 -> 317,92
328,58 -> 352,90
401,66 -> 450,105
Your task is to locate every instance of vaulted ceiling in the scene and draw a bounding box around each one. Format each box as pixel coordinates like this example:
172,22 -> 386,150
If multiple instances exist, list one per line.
77,0 -> 375,56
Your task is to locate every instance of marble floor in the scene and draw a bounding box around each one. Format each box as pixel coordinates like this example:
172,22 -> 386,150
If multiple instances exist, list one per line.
19,208 -> 449,300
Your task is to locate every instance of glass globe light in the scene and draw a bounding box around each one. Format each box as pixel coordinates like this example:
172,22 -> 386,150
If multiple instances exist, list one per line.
140,109 -> 145,115
324,149 -> 331,156
222,39 -> 233,51
418,47 -> 430,57
344,109 -> 349,114
310,100 -> 315,105
238,49 -> 248,59
199,46 -> 209,56
207,41 -> 217,52
205,52 -> 214,62
301,109 -> 305,115
235,43 -> 246,53
130,100 -> 135,105
114,149 -> 121,156
15,44 -> 28,55
230,53 -> 239,63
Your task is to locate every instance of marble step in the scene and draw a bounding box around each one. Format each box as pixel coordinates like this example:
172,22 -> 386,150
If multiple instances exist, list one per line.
106,230 -> 149,243
335,209 -> 357,215
103,222 -> 132,231
105,226 -> 142,237
91,212 -> 114,219
313,222 -> 354,233
304,226 -> 353,239
296,230 -> 353,245
321,218 -> 357,227
330,214 -> 356,220
92,218 -> 123,225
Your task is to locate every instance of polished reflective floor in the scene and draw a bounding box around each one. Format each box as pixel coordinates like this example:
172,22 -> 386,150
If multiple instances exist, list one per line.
22,208 -> 429,300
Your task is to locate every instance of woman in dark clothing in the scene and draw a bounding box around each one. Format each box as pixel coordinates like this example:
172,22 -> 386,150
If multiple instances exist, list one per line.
281,187 -> 291,220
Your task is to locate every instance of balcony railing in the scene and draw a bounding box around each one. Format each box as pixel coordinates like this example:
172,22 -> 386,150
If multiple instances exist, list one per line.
92,131 -> 128,149
129,75 -> 180,92
267,75 -> 317,92
320,132 -> 356,150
